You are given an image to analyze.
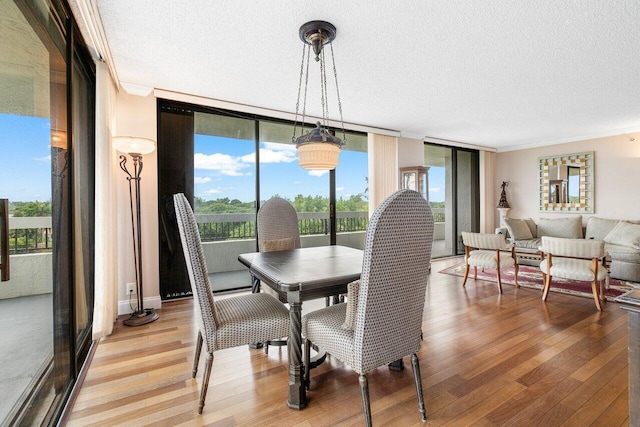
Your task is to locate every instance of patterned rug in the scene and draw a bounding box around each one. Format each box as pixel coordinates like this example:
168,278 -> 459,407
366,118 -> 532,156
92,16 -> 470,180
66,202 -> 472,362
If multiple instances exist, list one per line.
439,263 -> 638,300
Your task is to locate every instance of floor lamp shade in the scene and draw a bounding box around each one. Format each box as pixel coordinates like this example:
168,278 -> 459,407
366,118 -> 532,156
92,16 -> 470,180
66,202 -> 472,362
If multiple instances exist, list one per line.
113,136 -> 155,155
113,136 -> 159,326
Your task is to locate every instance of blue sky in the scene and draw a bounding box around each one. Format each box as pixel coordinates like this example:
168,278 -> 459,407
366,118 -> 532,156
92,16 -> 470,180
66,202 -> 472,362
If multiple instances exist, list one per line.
0,112 -> 446,204
0,114 -> 52,202
194,134 -> 370,202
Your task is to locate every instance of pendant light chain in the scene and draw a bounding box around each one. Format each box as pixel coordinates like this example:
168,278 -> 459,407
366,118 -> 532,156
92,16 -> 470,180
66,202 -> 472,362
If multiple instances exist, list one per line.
292,43 -> 305,141
301,46 -> 310,137
293,44 -> 311,142
320,47 -> 329,127
330,42 -> 346,143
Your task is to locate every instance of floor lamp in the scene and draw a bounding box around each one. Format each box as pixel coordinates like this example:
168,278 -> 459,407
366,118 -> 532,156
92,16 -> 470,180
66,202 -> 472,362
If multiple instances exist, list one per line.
113,136 -> 159,326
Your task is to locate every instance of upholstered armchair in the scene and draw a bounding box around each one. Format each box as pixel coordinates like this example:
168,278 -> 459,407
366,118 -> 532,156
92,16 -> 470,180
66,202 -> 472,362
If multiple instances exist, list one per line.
173,193 -> 290,414
461,231 -> 519,294
539,236 -> 609,311
302,189 -> 434,426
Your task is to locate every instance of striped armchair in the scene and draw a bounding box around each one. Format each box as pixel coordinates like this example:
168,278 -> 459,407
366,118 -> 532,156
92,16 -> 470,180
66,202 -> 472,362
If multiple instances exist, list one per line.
302,189 -> 434,426
539,236 -> 608,311
461,231 -> 519,294
173,193 -> 290,414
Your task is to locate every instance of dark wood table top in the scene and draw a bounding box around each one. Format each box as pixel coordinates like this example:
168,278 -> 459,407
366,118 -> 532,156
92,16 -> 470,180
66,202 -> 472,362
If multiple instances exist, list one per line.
238,245 -> 363,299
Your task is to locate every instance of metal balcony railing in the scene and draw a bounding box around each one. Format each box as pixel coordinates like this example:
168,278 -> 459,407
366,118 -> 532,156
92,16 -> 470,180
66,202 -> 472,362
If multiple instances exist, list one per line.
6,208 -> 446,253
7,217 -> 52,255
195,211 -> 370,242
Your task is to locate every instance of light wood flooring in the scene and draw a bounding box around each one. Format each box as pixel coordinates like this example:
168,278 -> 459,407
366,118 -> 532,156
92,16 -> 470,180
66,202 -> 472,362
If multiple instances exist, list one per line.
67,258 -> 630,426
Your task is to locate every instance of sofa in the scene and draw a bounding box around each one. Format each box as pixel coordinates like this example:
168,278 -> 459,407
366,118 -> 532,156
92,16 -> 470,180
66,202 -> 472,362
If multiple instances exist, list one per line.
498,215 -> 640,283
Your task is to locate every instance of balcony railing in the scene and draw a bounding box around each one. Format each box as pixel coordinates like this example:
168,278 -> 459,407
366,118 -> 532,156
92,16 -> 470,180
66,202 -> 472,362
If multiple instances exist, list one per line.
8,217 -> 52,255
7,208 -> 446,253
196,211 -> 370,242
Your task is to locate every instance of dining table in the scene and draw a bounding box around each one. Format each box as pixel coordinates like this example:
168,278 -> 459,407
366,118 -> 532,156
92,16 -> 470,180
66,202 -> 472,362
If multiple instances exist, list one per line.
238,244 -> 363,410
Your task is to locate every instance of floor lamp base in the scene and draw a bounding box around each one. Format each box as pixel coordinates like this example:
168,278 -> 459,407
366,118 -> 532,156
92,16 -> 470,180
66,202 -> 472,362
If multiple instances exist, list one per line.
123,308 -> 159,326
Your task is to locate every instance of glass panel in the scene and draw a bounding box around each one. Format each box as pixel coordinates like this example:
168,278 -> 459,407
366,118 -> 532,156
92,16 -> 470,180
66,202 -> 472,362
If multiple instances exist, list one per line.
336,131 -> 368,249
424,145 -> 453,258
456,150 -> 479,254
0,0 -> 69,423
72,54 -> 94,354
259,120 -> 330,248
194,112 -> 256,292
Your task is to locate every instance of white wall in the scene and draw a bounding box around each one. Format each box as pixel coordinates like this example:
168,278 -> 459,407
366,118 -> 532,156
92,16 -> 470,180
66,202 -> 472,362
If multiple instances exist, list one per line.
398,137 -> 423,169
113,91 -> 160,313
494,134 -> 640,228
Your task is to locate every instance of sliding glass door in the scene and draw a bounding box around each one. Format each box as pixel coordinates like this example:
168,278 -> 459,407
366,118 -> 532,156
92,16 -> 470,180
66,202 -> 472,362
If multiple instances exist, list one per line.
424,143 -> 479,257
158,102 -> 368,295
0,0 -> 95,424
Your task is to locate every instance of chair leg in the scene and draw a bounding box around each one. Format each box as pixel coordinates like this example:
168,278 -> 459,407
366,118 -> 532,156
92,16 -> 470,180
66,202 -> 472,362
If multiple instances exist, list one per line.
359,374 -> 373,427
304,339 -> 311,390
462,263 -> 470,286
542,274 -> 552,301
411,353 -> 427,422
473,266 -> 477,280
514,263 -> 519,288
192,330 -> 203,378
496,269 -> 503,294
264,340 -> 269,355
591,279 -> 603,311
199,352 -> 214,414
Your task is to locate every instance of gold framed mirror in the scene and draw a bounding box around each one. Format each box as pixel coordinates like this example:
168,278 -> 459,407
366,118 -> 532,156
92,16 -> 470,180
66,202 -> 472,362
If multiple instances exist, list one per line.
538,151 -> 594,213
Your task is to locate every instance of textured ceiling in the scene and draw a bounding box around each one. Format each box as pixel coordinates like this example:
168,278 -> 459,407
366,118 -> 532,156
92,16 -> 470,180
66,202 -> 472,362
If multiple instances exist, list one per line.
92,0 -> 640,151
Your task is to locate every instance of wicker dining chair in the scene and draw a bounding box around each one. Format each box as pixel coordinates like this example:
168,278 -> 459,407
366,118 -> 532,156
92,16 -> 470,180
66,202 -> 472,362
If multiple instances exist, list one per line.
302,189 -> 434,426
173,193 -> 290,414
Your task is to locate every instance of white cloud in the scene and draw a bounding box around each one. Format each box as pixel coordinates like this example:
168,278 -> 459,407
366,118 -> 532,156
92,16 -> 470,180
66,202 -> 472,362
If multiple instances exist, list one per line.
201,188 -> 222,195
263,142 -> 297,152
309,170 -> 329,177
194,176 -> 212,184
336,186 -> 346,192
241,142 -> 297,164
194,152 -> 249,176
429,187 -> 442,193
34,155 -> 51,163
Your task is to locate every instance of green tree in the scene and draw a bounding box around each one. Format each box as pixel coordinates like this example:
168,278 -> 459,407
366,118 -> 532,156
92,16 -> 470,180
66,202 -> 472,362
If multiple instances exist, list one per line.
13,200 -> 52,217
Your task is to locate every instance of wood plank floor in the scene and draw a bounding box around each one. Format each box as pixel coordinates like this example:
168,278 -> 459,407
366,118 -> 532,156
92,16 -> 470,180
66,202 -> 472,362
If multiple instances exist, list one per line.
67,258 -> 630,426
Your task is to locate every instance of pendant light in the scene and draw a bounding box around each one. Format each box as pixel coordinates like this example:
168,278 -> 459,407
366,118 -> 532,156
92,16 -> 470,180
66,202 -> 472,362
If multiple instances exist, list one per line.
292,20 -> 346,170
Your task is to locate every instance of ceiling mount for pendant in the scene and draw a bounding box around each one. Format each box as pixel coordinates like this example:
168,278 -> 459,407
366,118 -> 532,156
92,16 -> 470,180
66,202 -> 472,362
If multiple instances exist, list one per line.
299,20 -> 337,61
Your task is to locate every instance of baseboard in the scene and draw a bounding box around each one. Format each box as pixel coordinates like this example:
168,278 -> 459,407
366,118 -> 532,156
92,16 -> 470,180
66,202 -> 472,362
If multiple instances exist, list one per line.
118,295 -> 162,316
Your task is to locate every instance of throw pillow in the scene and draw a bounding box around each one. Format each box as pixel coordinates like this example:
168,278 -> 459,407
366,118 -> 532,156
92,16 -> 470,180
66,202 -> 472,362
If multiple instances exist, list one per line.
259,236 -> 297,252
604,221 -> 640,249
524,218 -> 537,238
585,217 -> 620,240
341,279 -> 361,331
503,218 -> 533,240
537,216 -> 583,239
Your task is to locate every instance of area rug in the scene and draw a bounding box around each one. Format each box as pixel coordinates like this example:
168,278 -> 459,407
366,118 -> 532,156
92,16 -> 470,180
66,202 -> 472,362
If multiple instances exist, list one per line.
439,263 -> 638,300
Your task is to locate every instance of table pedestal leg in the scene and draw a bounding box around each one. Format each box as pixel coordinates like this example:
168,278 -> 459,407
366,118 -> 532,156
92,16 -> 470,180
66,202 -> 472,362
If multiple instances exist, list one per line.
287,291 -> 306,409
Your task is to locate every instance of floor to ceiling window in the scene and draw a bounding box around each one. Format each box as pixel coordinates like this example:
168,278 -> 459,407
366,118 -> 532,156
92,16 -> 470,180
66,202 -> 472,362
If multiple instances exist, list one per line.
424,143 -> 479,258
157,101 -> 367,296
0,0 -> 95,425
